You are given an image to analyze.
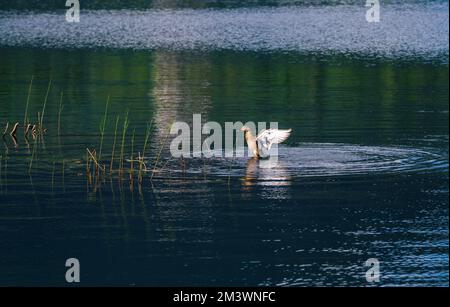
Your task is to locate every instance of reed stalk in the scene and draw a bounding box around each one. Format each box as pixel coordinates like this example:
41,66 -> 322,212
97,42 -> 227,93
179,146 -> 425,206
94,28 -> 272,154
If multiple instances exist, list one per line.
2,122 -> 9,137
86,150 -> 90,174
138,120 -> 153,182
98,95 -> 110,162
110,115 -> 120,173
87,148 -> 104,172
23,75 -> 34,131
57,91 -> 64,136
36,111 -> 40,135
151,125 -> 170,180
39,78 -> 52,129
86,150 -> 92,185
119,111 -> 129,175
130,127 -> 136,176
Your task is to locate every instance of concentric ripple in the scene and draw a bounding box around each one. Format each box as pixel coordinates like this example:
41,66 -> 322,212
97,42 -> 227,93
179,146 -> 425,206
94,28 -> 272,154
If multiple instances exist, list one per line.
160,143 -> 448,179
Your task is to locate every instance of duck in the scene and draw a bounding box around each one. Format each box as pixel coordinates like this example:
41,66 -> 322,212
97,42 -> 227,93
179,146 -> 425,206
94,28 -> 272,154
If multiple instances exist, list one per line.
240,126 -> 292,159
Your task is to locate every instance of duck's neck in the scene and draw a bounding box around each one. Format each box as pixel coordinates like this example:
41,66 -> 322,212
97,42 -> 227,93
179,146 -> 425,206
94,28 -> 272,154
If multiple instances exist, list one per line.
244,130 -> 254,140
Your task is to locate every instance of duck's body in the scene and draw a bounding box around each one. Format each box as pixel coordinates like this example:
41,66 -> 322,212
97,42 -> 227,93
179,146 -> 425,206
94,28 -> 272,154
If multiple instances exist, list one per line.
241,126 -> 292,159
243,129 -> 260,158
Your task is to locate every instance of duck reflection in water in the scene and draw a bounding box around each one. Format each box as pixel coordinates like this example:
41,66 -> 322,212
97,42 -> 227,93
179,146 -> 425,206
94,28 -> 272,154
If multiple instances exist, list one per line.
242,157 -> 292,199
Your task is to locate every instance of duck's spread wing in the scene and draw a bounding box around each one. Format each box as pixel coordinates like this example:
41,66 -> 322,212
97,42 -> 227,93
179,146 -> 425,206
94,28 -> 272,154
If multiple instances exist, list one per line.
256,129 -> 292,150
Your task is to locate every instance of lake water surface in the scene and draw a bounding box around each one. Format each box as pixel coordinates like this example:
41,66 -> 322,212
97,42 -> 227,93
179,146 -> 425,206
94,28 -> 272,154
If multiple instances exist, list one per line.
0,1 -> 448,286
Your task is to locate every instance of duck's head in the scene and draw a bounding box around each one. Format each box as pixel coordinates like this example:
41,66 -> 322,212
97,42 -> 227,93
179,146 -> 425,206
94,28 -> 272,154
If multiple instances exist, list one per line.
240,126 -> 251,133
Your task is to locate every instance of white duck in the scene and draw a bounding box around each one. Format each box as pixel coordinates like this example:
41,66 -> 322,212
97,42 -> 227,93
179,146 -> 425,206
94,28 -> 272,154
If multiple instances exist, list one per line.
240,126 -> 292,159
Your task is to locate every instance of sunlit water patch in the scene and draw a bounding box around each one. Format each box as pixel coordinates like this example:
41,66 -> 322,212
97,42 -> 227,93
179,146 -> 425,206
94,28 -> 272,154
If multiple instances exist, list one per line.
0,2 -> 448,60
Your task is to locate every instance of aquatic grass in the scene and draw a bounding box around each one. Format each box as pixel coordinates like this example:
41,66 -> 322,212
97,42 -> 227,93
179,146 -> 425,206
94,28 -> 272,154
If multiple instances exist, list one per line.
39,78 -> 52,129
23,75 -> 34,131
110,115 -> 120,173
87,148 -> 104,172
86,150 -> 90,174
82,114 -> 160,184
136,152 -> 148,184
142,120 -> 153,159
98,95 -> 110,163
119,110 -> 129,176
27,119 -> 40,174
130,127 -> 136,178
138,120 -> 153,183
86,150 -> 93,186
36,111 -> 40,135
2,122 -> 9,137
57,91 -> 64,136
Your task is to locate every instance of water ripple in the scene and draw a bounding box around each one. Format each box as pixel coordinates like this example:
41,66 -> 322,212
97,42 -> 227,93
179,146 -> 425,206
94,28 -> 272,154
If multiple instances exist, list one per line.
161,143 -> 448,179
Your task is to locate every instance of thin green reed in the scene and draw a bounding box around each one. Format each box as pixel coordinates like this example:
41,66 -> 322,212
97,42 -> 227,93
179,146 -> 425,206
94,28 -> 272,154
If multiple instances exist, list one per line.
57,91 -> 64,136
110,115 -> 120,172
98,95 -> 110,163
142,120 -> 153,159
130,127 -> 136,174
119,110 -> 129,173
39,78 -> 52,129
23,75 -> 34,131
138,120 -> 153,180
